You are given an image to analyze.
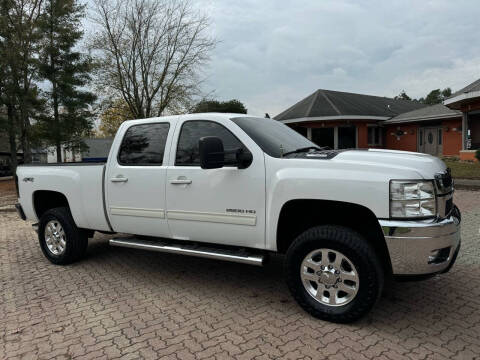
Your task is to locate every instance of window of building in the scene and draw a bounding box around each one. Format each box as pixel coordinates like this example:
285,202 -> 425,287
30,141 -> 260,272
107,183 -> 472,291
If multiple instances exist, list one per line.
438,128 -> 442,145
338,126 -> 356,149
311,128 -> 334,149
294,126 -> 308,138
367,126 -> 382,146
118,123 -> 170,165
176,120 -> 249,166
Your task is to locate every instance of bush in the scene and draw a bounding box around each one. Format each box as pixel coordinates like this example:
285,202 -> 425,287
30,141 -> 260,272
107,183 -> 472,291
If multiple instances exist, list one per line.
476,149 -> 480,162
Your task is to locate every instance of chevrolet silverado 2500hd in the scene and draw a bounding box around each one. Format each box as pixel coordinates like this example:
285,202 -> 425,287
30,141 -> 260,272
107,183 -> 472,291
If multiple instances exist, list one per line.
16,113 -> 461,323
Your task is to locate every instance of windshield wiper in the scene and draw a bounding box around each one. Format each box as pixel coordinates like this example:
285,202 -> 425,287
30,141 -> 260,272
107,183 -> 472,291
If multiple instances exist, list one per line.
282,146 -> 325,157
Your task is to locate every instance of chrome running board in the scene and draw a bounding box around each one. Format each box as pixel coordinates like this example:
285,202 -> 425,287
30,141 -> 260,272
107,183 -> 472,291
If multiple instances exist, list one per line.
109,237 -> 265,266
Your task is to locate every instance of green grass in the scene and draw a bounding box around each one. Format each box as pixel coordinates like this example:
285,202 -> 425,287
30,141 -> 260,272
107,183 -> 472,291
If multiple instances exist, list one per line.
443,159 -> 480,179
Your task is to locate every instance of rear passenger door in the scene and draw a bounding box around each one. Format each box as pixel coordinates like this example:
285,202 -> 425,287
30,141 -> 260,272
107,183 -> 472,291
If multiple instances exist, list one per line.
105,122 -> 172,237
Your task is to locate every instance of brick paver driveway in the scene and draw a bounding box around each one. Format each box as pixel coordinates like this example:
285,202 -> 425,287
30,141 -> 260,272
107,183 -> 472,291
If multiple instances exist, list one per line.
1,190 -> 479,360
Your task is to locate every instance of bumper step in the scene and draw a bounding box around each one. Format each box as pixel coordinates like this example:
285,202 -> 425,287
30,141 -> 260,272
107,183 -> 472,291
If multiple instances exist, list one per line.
109,237 -> 265,266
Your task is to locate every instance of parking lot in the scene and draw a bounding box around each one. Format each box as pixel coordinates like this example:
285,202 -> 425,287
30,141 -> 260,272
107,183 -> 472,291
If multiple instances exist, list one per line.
1,188 -> 479,359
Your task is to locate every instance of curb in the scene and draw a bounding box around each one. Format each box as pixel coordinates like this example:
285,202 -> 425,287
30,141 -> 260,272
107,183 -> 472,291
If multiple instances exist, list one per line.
0,206 -> 16,212
454,178 -> 480,191
455,184 -> 480,191
0,176 -> 13,182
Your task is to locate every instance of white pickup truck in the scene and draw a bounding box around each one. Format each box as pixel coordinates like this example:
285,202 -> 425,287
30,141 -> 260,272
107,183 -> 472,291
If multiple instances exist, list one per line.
16,113 -> 461,323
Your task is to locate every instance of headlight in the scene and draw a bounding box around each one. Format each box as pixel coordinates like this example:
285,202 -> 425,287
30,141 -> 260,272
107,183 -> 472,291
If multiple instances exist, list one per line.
390,180 -> 436,218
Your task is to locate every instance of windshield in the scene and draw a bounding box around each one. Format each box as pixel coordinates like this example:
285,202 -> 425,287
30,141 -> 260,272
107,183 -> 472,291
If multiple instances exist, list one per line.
231,116 -> 317,158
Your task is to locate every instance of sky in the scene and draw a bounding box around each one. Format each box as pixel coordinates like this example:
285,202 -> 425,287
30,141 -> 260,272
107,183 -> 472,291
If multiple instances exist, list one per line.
190,0 -> 480,117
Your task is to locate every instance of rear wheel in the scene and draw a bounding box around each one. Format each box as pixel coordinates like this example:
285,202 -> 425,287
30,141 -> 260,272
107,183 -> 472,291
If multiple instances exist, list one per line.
38,207 -> 88,265
285,225 -> 384,323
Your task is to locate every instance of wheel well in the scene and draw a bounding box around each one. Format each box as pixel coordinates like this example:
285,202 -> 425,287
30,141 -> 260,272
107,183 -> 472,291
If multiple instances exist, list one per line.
277,199 -> 392,274
33,191 -> 70,220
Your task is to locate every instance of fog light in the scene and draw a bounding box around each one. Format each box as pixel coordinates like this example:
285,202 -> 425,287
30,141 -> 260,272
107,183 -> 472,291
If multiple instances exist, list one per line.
428,247 -> 451,264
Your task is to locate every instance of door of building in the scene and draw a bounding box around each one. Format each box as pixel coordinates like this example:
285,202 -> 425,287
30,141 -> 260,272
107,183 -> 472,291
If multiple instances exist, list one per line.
422,127 -> 439,156
338,126 -> 357,149
312,128 -> 334,148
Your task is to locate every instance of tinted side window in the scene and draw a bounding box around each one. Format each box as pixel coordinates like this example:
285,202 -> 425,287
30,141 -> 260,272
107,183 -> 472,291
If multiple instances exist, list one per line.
176,121 -> 248,166
118,123 -> 170,165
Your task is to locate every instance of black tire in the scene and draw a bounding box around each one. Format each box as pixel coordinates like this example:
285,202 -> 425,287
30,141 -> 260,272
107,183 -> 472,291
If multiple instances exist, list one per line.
38,207 -> 88,265
285,225 -> 384,323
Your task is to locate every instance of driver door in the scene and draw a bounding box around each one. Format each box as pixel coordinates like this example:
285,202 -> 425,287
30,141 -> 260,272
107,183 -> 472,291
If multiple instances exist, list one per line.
166,119 -> 266,249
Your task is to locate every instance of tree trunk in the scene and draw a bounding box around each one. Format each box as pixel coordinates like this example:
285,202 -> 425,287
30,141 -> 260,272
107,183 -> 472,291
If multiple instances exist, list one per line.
19,107 -> 32,163
56,142 -> 62,163
7,103 -> 18,174
53,71 -> 61,163
50,20 -> 61,163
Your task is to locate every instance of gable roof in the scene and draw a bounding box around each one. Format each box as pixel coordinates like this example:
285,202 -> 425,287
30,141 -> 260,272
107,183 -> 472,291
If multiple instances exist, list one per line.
444,78 -> 480,108
451,78 -> 480,97
385,103 -> 461,124
274,89 -> 427,122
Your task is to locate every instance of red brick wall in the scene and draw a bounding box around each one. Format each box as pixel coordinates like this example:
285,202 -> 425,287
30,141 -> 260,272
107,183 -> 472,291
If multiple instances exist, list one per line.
357,122 -> 369,148
442,118 -> 462,156
385,124 -> 418,152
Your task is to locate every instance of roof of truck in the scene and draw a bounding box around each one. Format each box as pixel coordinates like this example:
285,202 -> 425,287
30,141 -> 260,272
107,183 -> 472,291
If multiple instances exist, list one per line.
122,112 -> 252,124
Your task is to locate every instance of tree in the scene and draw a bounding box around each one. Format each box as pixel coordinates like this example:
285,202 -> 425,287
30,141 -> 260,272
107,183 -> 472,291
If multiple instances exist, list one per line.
0,0 -> 44,166
90,0 -> 215,119
98,98 -> 134,137
37,0 -> 96,162
420,88 -> 453,105
0,42 -> 18,171
394,90 -> 411,101
442,88 -> 452,99
192,99 -> 247,114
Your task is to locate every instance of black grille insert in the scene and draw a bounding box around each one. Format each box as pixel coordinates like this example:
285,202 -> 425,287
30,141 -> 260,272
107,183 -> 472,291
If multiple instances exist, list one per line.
435,168 -> 453,194
445,198 -> 453,216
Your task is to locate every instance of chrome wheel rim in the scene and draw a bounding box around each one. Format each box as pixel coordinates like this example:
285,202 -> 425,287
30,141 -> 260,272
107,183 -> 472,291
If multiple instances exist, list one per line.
300,248 -> 359,307
44,220 -> 66,256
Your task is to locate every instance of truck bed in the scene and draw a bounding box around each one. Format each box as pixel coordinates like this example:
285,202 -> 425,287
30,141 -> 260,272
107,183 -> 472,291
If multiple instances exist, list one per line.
16,163 -> 111,232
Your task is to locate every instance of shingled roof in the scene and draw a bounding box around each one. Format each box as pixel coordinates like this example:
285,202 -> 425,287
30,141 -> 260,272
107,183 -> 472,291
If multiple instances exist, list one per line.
385,103 -> 462,124
450,78 -> 480,97
275,89 -> 427,122
444,78 -> 480,109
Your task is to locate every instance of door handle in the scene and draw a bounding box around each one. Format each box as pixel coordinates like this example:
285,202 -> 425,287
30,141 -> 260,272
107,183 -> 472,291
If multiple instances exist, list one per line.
170,178 -> 192,185
110,176 -> 128,183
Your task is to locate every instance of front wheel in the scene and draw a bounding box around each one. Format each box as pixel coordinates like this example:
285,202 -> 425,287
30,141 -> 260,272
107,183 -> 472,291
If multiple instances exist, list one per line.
285,225 -> 384,323
38,207 -> 88,265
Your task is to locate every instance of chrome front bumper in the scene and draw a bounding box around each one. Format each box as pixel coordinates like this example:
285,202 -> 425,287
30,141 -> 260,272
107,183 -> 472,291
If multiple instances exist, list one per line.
379,211 -> 461,275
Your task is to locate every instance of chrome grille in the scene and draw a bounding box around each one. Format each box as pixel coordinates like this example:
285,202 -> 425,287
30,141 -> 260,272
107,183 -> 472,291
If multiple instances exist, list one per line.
437,193 -> 453,218
434,168 -> 454,218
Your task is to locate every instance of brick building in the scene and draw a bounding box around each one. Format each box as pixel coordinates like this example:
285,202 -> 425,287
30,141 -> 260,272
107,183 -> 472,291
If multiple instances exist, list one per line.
275,79 -> 480,160
444,79 -> 480,161
383,104 -> 462,156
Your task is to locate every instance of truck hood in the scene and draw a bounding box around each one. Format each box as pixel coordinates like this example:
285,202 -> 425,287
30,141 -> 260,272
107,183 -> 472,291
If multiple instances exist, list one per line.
332,148 -> 447,179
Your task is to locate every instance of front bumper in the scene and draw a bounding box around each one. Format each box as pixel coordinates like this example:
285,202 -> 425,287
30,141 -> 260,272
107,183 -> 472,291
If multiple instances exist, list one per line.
379,209 -> 461,276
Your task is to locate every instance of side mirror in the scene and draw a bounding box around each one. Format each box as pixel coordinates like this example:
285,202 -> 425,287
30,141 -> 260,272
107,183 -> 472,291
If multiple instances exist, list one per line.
199,136 -> 225,169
